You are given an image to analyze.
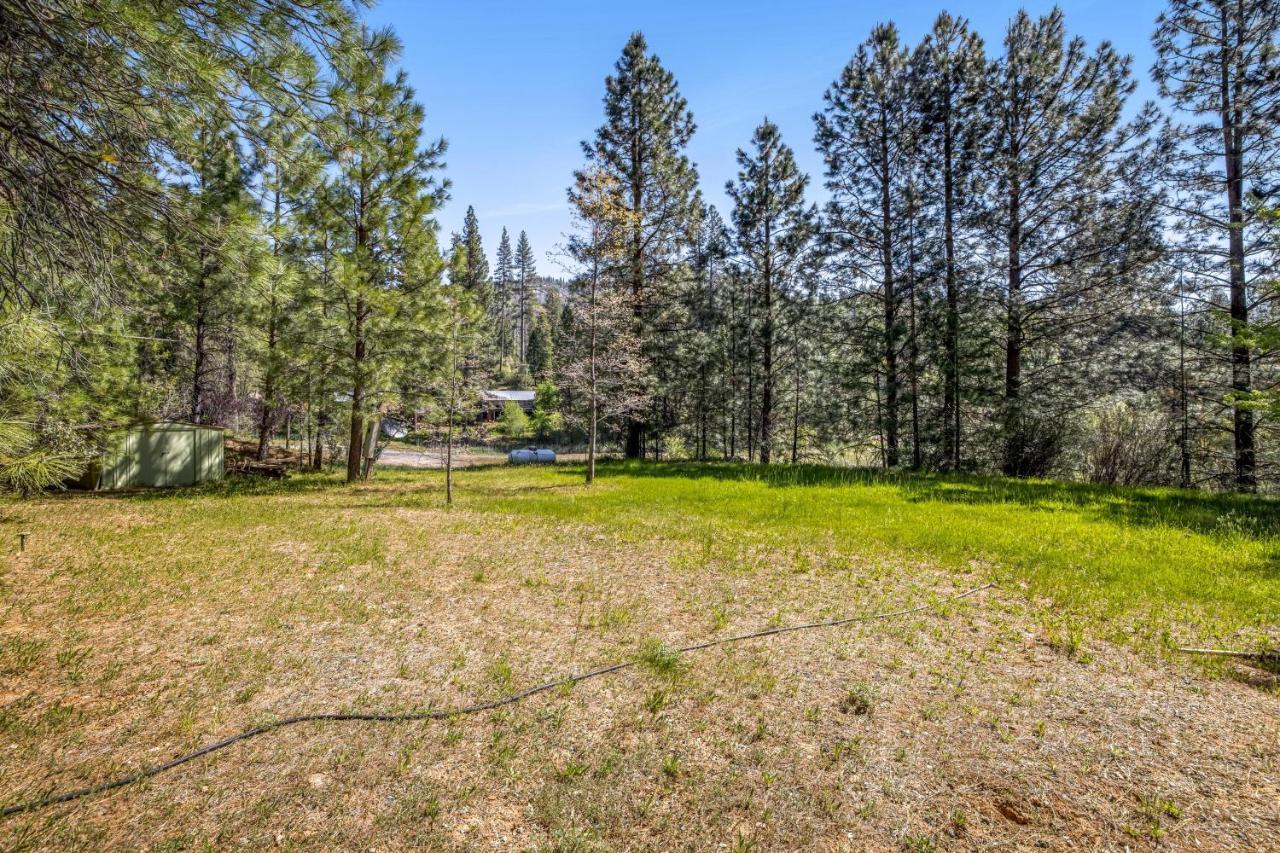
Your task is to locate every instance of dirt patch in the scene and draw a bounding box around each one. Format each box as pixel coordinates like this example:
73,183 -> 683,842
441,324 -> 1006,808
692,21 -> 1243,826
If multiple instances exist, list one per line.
0,478 -> 1275,850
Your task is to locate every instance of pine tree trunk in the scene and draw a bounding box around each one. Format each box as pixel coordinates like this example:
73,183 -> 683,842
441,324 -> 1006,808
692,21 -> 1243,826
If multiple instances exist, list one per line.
445,389 -> 454,505
587,255 -> 599,485
879,120 -> 899,468
346,298 -> 366,483
727,288 -> 738,460
942,86 -> 961,470
1221,12 -> 1255,491
791,320 -> 801,464
256,297 -> 277,462
1003,166 -> 1024,476
907,227 -> 921,470
759,213 -> 775,465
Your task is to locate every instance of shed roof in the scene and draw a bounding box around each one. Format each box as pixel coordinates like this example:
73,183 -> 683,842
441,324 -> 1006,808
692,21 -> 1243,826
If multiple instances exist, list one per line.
76,421 -> 227,432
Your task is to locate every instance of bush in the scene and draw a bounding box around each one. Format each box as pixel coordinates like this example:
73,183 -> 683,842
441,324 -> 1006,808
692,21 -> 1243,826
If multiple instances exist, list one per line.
496,400 -> 529,440
1081,403 -> 1174,486
1000,408 -> 1074,478
529,382 -> 563,441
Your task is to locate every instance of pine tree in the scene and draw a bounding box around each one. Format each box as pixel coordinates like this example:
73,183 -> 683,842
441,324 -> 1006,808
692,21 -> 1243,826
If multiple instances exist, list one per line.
578,32 -> 700,458
815,23 -> 917,467
1153,0 -> 1280,491
494,227 -> 515,366
251,110 -> 320,460
982,9 -> 1157,475
516,230 -> 536,363
911,13 -> 988,470
727,119 -> 815,464
170,119 -> 260,427
0,0 -> 356,308
459,205 -> 493,308
311,26 -> 448,482
691,204 -> 731,459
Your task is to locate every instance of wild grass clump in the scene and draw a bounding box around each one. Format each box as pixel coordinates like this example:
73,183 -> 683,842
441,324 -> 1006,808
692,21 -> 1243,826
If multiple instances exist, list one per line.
638,640 -> 684,677
839,681 -> 878,715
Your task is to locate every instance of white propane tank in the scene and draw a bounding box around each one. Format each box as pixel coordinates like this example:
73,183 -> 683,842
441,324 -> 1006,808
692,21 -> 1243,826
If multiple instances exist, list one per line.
509,447 -> 555,464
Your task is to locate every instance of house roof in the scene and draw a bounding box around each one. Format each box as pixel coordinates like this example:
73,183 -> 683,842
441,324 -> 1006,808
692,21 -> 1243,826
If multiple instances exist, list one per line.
481,389 -> 535,403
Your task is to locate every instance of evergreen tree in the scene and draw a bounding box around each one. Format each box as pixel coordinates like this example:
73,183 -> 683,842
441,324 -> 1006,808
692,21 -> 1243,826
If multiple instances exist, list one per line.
251,111 -> 319,460
727,119 -> 815,464
578,32 -> 700,458
0,0 -> 356,307
1153,0 -> 1280,491
691,204 -> 731,459
516,230 -> 536,362
815,23 -> 917,467
981,8 -> 1157,475
459,205 -> 493,308
494,227 -> 515,366
170,119 -> 261,427
311,26 -> 448,482
911,13 -> 988,470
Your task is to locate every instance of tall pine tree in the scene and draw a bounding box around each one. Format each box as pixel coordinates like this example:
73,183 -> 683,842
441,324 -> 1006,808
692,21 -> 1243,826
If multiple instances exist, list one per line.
815,23 -> 917,467
1153,0 -> 1280,491
911,13 -> 988,470
727,119 -> 815,464
312,27 -> 448,482
578,32 -> 700,458
516,230 -> 536,364
981,8 -> 1155,475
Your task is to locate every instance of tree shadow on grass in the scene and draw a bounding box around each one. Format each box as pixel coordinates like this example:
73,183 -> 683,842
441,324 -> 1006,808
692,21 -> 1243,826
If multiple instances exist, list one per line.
608,460 -> 1280,542
45,472 -> 344,502
40,460 -> 584,511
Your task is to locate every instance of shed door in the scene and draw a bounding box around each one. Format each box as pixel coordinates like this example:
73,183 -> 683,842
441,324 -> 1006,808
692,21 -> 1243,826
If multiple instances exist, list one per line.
138,429 -> 195,487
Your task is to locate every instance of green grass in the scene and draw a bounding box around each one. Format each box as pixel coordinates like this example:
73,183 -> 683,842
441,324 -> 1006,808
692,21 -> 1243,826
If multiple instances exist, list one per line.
2,459 -> 1276,847
10,457 -> 1278,645
458,460 -> 1279,645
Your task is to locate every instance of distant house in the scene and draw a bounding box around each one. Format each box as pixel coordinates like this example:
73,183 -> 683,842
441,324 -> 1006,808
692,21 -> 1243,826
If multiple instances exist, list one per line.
76,422 -> 225,489
480,389 -> 535,420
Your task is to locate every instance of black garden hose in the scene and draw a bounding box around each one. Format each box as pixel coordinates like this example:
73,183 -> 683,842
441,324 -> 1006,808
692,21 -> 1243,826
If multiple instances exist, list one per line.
0,582 -> 994,818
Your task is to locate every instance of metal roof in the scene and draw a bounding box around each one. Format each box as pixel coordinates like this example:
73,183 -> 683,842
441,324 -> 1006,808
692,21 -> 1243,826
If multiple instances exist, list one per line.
481,389 -> 535,402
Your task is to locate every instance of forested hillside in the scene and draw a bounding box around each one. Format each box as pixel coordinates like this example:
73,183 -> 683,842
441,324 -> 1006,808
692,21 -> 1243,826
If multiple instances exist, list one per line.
2,0 -> 1277,491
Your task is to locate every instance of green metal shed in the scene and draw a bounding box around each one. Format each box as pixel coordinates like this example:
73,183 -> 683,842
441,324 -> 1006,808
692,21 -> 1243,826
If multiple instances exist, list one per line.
83,423 -> 225,490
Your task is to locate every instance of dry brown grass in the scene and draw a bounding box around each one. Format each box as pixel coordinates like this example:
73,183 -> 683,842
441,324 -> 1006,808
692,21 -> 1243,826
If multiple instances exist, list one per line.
0,469 -> 1276,850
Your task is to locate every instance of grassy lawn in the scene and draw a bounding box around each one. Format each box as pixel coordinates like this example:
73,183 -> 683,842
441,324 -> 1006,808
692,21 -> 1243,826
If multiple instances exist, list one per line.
480,462 -> 1280,645
0,462 -> 1276,849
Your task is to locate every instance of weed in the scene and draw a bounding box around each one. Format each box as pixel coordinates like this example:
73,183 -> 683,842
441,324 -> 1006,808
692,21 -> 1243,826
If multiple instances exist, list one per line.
644,689 -> 668,713
0,637 -> 45,676
840,681 -> 878,715
900,833 -> 937,852
486,657 -> 514,693
556,761 -> 588,782
638,640 -> 684,677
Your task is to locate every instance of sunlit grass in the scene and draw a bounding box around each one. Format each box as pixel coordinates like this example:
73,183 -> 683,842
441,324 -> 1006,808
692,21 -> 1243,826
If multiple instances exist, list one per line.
5,459 -> 1277,648
460,460 -> 1279,644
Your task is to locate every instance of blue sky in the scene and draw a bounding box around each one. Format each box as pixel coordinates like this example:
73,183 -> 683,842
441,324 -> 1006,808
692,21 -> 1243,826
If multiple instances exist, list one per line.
366,0 -> 1167,270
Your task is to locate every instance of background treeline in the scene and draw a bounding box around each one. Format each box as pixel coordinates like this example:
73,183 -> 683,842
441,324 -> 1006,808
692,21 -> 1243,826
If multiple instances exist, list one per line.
1,0 -> 1277,492
534,2 -> 1278,492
